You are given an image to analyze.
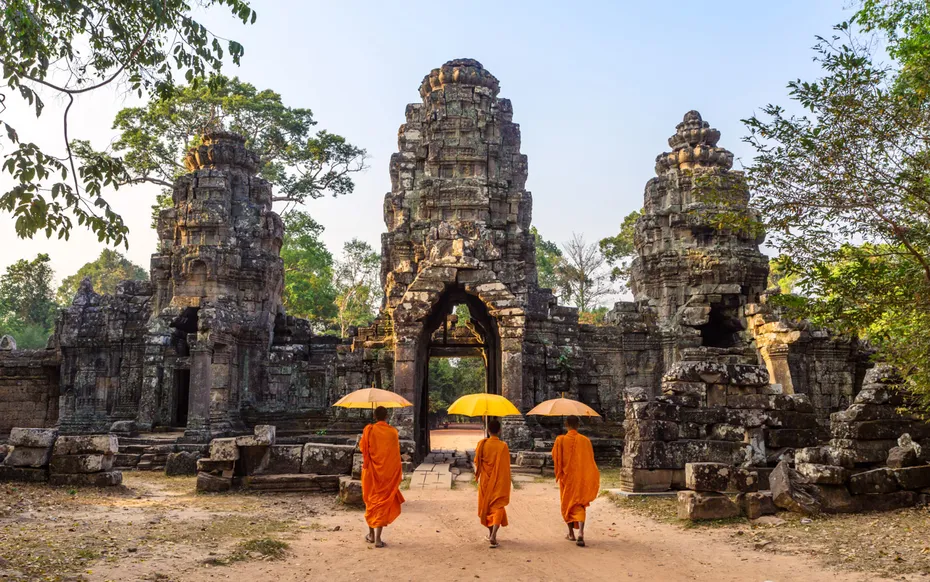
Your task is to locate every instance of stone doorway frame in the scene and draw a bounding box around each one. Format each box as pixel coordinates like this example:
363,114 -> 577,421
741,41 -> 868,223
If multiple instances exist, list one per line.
390,264 -> 527,458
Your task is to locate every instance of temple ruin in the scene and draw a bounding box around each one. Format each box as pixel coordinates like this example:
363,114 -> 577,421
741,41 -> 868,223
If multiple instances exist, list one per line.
0,59 -> 912,488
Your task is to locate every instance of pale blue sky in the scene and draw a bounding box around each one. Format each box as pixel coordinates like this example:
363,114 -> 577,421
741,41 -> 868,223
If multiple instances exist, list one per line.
0,0 -> 851,289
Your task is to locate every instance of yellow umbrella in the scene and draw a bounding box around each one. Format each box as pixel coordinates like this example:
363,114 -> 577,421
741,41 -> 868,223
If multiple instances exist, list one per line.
526,397 -> 601,417
333,387 -> 412,409
447,393 -> 521,417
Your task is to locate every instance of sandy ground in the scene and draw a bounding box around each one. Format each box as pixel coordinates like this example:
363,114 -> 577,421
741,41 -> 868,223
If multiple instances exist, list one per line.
80,478 -> 891,582
429,428 -> 483,452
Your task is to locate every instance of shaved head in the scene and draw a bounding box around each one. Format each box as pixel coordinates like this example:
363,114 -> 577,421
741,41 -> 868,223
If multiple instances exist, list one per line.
488,418 -> 501,435
565,415 -> 580,429
375,406 -> 388,421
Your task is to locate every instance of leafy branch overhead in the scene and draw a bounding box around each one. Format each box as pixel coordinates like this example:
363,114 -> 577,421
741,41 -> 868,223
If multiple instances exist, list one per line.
0,0 -> 257,246
90,74 -> 368,225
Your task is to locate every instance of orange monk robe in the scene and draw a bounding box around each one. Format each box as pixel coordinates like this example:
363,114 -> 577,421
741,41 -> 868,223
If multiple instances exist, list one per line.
360,421 -> 406,528
552,430 -> 600,524
474,435 -> 511,527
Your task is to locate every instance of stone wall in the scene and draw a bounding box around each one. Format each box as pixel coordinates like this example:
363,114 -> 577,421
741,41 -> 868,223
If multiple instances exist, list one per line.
0,350 -> 59,436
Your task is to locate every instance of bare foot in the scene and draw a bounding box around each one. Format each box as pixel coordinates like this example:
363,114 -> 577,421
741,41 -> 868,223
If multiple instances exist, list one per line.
565,533 -> 576,541
365,534 -> 374,544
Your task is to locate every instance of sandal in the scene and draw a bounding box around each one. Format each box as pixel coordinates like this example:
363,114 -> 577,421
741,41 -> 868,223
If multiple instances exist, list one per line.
365,534 -> 374,544
489,541 -> 499,549
576,538 -> 585,547
375,541 -> 386,548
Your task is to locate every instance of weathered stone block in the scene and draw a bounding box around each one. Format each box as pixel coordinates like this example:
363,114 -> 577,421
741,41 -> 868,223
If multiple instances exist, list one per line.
623,419 -> 679,441
209,438 -> 240,462
4,446 -> 52,468
196,472 -> 232,492
796,463 -> 848,486
771,461 -> 822,515
338,476 -> 364,506
616,468 -> 673,492
352,453 -> 363,480
235,424 -> 276,447
629,401 -> 680,422
9,427 -> 58,448
196,458 -> 235,476
764,429 -> 816,449
887,446 -> 918,469
795,446 -> 855,469
730,467 -> 759,493
849,468 -> 899,495
50,454 -> 114,474
677,491 -> 740,520
53,435 -> 118,456
516,451 -> 550,468
301,443 -> 355,475
685,462 -> 731,492
109,420 -> 138,436
0,465 -> 47,482
736,491 -> 777,519
818,485 -> 859,514
165,451 -> 200,476
48,471 -> 122,487
831,420 -> 911,441
267,445 -> 303,474
893,465 -> 930,490
856,491 -> 917,512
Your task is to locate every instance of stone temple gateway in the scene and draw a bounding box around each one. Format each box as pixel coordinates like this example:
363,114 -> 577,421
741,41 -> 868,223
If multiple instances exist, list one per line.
0,59 -> 881,476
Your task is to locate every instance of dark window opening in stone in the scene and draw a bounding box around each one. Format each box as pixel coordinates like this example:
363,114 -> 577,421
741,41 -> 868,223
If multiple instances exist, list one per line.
697,301 -> 744,348
174,369 -> 190,427
170,306 -> 199,334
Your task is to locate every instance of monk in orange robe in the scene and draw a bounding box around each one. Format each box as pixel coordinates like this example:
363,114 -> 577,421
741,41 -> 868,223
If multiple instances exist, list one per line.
552,415 -> 600,547
360,406 -> 405,547
474,418 -> 511,548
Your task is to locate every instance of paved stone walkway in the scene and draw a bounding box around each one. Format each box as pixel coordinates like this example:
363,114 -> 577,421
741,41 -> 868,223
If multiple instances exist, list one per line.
409,462 -> 453,490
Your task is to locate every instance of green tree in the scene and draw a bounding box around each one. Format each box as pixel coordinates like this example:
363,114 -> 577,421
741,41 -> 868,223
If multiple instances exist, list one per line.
57,250 -> 148,305
280,211 -> 337,330
767,255 -> 801,295
556,233 -> 613,314
599,209 -> 641,291
742,2 -> 930,412
333,239 -> 381,336
0,254 -> 57,348
85,75 -> 367,225
532,227 -> 564,292
1,0 -> 257,246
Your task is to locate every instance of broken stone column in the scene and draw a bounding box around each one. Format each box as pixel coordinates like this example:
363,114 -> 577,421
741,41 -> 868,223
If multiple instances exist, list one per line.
49,434 -> 122,486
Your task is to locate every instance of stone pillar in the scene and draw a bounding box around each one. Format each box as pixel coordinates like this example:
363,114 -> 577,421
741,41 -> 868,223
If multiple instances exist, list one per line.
761,344 -> 794,394
184,347 -> 213,442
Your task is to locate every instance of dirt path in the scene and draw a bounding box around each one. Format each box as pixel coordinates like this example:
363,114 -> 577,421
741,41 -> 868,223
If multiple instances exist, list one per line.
429,428 -> 483,451
87,479 -> 888,582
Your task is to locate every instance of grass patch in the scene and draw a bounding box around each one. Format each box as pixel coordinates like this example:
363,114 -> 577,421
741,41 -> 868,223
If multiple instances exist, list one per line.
204,537 -> 289,566
400,476 -> 411,491
606,492 -> 679,524
599,468 -> 625,489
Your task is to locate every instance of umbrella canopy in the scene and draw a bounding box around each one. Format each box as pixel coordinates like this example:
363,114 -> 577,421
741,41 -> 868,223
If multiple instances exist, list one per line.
447,393 -> 521,417
526,397 -> 601,417
333,387 -> 412,409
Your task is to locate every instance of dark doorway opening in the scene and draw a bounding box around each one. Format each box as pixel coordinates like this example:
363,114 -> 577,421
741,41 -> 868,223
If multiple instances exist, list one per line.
415,286 -> 500,458
174,369 -> 190,427
697,299 -> 744,348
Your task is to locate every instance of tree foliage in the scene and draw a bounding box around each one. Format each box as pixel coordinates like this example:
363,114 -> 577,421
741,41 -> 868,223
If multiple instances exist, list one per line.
333,238 -> 380,336
427,357 -> 486,416
0,254 -> 57,348
599,209 -> 641,290
743,1 -> 930,412
0,0 -> 257,245
532,226 -> 563,291
92,74 -> 368,225
57,249 -> 147,305
556,233 -> 613,313
280,211 -> 337,330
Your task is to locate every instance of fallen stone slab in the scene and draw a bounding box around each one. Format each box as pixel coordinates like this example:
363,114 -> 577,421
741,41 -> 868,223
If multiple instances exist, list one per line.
209,438 -> 240,462
818,485 -> 860,514
849,468 -> 899,495
736,491 -> 777,519
771,461 -> 822,515
9,428 -> 58,448
685,462 -> 731,492
53,435 -> 118,456
795,446 -> 855,469
797,463 -> 848,486
267,445 -> 303,474
108,420 -> 138,436
0,465 -> 47,482
165,451 -> 200,476
243,473 -> 340,493
196,472 -> 232,492
677,491 -> 740,520
887,446 -> 919,469
893,465 -> 930,490
856,491 -> 917,512
338,476 -> 363,506
4,446 -> 52,468
50,454 -> 114,474
352,453 -> 363,480
197,458 -> 235,476
730,467 -> 759,493
48,471 -> 122,487
515,451 -> 551,468
113,453 -> 142,468
617,468 -> 673,492
301,443 -> 354,475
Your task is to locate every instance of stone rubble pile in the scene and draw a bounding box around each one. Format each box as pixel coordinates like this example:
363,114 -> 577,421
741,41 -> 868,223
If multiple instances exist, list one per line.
49,434 -> 121,486
0,428 -> 58,482
677,462 -> 776,521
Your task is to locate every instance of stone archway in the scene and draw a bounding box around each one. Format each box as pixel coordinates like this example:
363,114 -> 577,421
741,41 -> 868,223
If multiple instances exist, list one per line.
391,264 -> 525,457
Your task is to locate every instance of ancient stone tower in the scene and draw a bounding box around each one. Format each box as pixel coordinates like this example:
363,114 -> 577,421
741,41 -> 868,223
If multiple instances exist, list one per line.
140,132 -> 285,441
630,111 -> 769,365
